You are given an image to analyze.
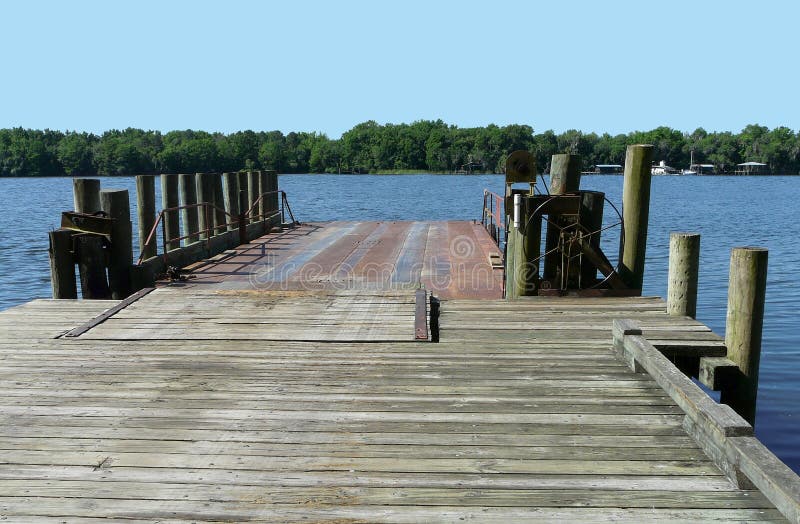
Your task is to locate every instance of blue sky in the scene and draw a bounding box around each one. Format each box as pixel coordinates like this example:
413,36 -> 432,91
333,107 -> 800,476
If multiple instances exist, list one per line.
1,0 -> 797,137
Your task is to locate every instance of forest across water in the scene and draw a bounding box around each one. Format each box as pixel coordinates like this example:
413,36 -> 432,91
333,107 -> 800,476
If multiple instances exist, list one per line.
1,121 -> 799,177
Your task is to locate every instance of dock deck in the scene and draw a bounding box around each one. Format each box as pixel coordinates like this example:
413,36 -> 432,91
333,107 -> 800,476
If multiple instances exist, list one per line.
1,221 -> 797,522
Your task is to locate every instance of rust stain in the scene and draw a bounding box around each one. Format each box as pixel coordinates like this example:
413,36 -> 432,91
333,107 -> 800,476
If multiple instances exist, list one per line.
191,221 -> 503,299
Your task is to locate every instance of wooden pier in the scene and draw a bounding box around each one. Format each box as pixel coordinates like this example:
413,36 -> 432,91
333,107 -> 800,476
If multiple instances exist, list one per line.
2,217 -> 800,522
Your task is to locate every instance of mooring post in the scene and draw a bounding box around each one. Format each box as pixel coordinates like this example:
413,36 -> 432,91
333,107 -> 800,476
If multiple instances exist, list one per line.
619,144 -> 654,291
522,196 -> 542,293
505,193 -> 524,300
247,170 -> 259,221
211,172 -> 226,235
179,173 -> 200,245
196,173 -> 215,240
503,151 -> 537,299
543,154 -> 582,286
505,193 -> 540,299
549,154 -> 582,194
161,174 -> 180,251
76,234 -> 111,299
100,189 -> 132,299
72,178 -> 101,213
722,246 -> 768,426
48,228 -> 77,299
579,191 -> 605,287
667,232 -> 701,318
237,172 -> 250,225
222,172 -> 240,232
265,170 -> 279,225
258,170 -> 268,222
238,189 -> 248,245
135,175 -> 157,261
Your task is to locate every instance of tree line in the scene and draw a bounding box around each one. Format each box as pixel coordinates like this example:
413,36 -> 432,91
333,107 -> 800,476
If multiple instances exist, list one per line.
1,121 -> 798,177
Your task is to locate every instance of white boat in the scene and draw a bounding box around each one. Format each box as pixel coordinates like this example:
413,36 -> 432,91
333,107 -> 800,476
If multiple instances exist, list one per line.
652,160 -> 680,175
682,151 -> 715,175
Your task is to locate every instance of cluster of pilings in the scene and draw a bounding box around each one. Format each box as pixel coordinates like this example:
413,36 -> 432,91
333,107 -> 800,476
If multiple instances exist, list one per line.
504,145 -> 655,298
49,170 -> 281,301
667,233 -> 768,426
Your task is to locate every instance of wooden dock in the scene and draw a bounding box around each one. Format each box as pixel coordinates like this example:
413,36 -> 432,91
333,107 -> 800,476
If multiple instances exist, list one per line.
2,220 -> 799,522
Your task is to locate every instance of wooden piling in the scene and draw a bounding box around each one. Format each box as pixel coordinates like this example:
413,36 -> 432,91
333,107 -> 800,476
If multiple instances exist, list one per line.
135,175 -> 157,261
265,170 -> 279,224
619,144 -> 654,291
222,172 -> 240,232
72,178 -> 101,214
505,196 -> 523,300
579,191 -> 605,287
247,170 -> 259,220
549,154 -> 582,194
506,193 -> 540,299
722,246 -> 768,426
100,189 -> 132,299
76,234 -> 111,299
237,172 -> 250,225
238,189 -> 248,245
667,232 -> 701,318
48,228 -> 77,299
161,174 -> 180,251
258,170 -> 268,221
196,173 -> 215,240
522,197 -> 542,294
543,154 -> 582,285
212,172 -> 227,234
179,173 -> 200,245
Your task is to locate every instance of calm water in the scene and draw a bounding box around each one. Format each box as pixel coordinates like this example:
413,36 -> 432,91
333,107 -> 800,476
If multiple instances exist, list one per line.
0,174 -> 798,472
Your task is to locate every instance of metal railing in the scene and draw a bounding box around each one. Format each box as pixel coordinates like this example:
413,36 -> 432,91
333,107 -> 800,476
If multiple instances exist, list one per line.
137,190 -> 298,265
481,189 -> 505,244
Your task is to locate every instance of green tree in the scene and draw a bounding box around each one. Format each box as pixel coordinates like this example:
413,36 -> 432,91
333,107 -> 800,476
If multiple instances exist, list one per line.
57,132 -> 97,176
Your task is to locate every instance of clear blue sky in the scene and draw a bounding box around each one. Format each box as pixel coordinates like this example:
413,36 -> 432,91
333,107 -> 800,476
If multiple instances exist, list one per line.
1,0 -> 797,137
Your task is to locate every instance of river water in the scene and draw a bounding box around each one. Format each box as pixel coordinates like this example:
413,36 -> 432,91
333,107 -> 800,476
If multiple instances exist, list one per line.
0,174 -> 797,472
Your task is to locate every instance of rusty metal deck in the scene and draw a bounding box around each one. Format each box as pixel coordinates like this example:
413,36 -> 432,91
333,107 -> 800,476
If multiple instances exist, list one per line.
183,221 -> 504,299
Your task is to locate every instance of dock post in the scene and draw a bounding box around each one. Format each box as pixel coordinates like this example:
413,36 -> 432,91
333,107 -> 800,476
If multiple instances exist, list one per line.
266,170 -> 278,225
258,170 -> 268,222
76,234 -> 111,299
72,178 -> 101,213
579,191 -> 605,287
212,172 -> 226,235
503,151 -> 537,299
135,175 -> 157,261
667,232 -> 701,318
179,173 -> 200,244
100,189 -> 132,299
522,196 -> 542,293
222,172 -> 240,232
161,174 -> 180,251
505,194 -> 524,300
722,247 -> 768,426
247,170 -> 259,221
543,154 -> 581,286
48,228 -> 77,299
549,154 -> 582,194
238,189 -> 248,245
505,194 -> 540,299
619,144 -> 654,291
237,172 -> 250,225
196,173 -> 215,240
